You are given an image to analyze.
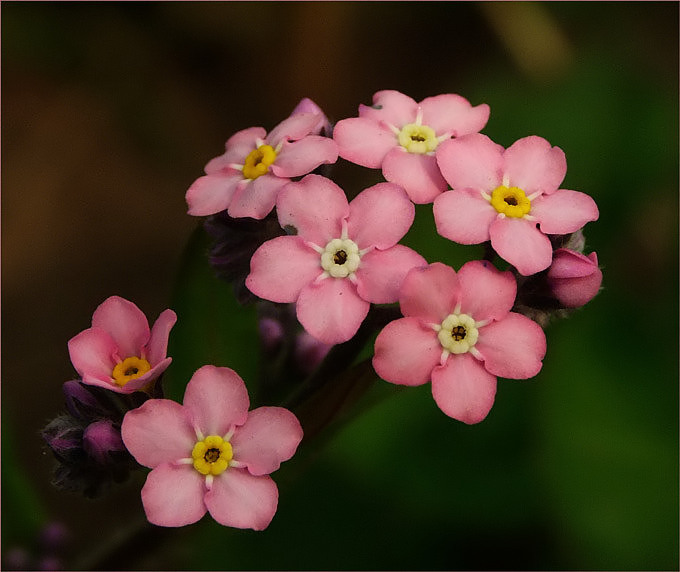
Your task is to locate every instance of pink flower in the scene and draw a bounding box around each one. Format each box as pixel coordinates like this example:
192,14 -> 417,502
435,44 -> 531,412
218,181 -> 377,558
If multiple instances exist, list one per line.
333,90 -> 490,204
433,134 -> 600,276
373,261 -> 547,424
246,174 -> 427,344
547,248 -> 602,307
68,296 -> 177,394
121,365 -> 303,530
186,109 -> 338,219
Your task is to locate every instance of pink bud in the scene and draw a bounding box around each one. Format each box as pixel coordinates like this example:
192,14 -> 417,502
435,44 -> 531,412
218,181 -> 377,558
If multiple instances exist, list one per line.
82,420 -> 125,464
258,317 -> 285,352
547,249 -> 602,308
290,97 -> 332,136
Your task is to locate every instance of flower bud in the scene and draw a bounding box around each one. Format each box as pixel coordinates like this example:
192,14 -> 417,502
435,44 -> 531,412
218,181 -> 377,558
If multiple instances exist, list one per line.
82,420 -> 125,465
42,416 -> 84,463
291,97 -> 332,137
259,317 -> 285,352
294,331 -> 332,375
62,380 -> 111,421
547,249 -> 602,308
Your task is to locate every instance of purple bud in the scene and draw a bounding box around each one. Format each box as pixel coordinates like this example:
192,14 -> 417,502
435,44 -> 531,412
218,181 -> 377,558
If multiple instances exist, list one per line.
294,331 -> 332,375
62,380 -> 110,421
259,317 -> 285,352
547,249 -> 603,308
39,522 -> 70,552
82,420 -> 125,465
37,556 -> 63,571
42,416 -> 84,461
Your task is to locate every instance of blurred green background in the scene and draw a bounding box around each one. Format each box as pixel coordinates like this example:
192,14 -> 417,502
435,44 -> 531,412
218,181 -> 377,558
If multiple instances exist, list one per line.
2,2 -> 677,570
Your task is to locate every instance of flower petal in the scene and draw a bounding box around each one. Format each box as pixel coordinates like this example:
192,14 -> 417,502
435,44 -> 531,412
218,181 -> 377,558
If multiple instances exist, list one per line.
276,174 -> 348,245
532,189 -> 600,235
227,174 -> 285,220
145,309 -> 177,366
231,407 -> 303,476
399,263 -> 460,323
267,112 -> 323,147
333,117 -> 397,168
68,327 -> 117,383
270,136 -> 338,178
186,173 -> 243,217
436,133 -> 504,193
475,312 -> 546,379
91,296 -> 150,359
359,90 -> 418,127
296,278 -> 370,345
205,127 -> 266,174
115,357 -> 173,394
355,245 -> 426,304
420,94 -> 490,137
141,463 -> 207,527
121,399 -> 195,467
431,353 -> 497,424
382,149 -> 448,204
433,189 -> 496,244
489,217 -> 553,276
183,366 -> 250,436
246,236 -> 321,303
457,260 -> 516,322
503,136 -> 567,195
373,317 -> 441,386
204,469 -> 278,531
347,182 -> 415,249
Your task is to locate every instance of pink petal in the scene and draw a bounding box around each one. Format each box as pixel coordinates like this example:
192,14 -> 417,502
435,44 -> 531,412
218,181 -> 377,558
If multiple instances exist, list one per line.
276,174 -> 348,245
204,469 -> 278,531
431,353 -> 497,424
373,317 -> 441,386
548,249 -> 599,279
382,149 -> 448,204
475,312 -> 546,379
246,236 -> 321,303
503,136 -> 567,195
433,189 -> 496,244
456,260 -> 516,322
489,217 -> 553,276
121,399 -> 195,467
230,407 -> 303,476
227,174 -> 285,220
359,90 -> 419,127
183,366 -> 250,436
532,189 -> 600,235
145,309 -> 177,366
399,263 -> 460,324
419,94 -> 490,136
204,127 -> 265,174
347,182 -> 415,249
91,296 -> 150,359
333,117 -> 397,168
115,357 -> 173,394
270,136 -> 338,178
296,278 -> 370,345
186,173 -> 243,217
266,112 -> 323,147
436,133 -> 504,193
141,463 -> 207,527
355,245 -> 426,304
68,328 -> 116,383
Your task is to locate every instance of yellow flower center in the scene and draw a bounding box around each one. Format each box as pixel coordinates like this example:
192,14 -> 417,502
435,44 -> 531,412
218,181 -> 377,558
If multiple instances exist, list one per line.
242,145 -> 277,180
490,185 -> 531,218
192,435 -> 233,476
111,356 -> 151,386
397,123 -> 439,154
437,313 -> 479,354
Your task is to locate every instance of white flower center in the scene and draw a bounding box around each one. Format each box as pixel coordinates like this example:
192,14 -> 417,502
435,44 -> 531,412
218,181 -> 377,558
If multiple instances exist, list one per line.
397,123 -> 439,154
320,238 -> 361,278
437,312 -> 479,354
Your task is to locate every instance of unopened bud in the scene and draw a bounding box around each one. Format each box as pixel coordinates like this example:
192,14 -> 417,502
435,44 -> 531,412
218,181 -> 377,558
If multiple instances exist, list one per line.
291,97 -> 332,137
294,331 -> 332,375
82,420 -> 125,465
547,249 -> 602,308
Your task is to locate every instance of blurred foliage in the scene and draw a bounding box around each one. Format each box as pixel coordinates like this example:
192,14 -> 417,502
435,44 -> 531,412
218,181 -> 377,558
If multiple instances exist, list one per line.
2,2 -> 678,570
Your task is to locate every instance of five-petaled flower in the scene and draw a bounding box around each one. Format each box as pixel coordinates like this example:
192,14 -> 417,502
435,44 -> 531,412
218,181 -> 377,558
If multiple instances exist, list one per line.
433,134 -> 599,276
333,90 -> 490,204
68,296 -> 177,394
373,261 -> 547,424
121,365 -> 303,529
186,107 -> 338,220
246,174 -> 426,344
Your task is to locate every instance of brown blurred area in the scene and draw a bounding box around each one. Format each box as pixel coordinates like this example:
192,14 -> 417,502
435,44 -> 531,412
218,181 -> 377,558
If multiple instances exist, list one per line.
2,2 -> 677,567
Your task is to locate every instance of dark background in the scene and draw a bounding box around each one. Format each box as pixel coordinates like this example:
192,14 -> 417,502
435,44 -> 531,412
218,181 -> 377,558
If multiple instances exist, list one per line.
2,2 -> 678,570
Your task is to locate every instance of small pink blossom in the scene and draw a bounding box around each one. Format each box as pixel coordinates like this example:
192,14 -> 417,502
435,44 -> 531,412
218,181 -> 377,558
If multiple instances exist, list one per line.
547,248 -> 602,307
186,106 -> 338,220
433,134 -> 600,276
121,365 -> 303,529
373,261 -> 547,424
333,90 -> 490,204
246,174 -> 427,344
68,296 -> 177,394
